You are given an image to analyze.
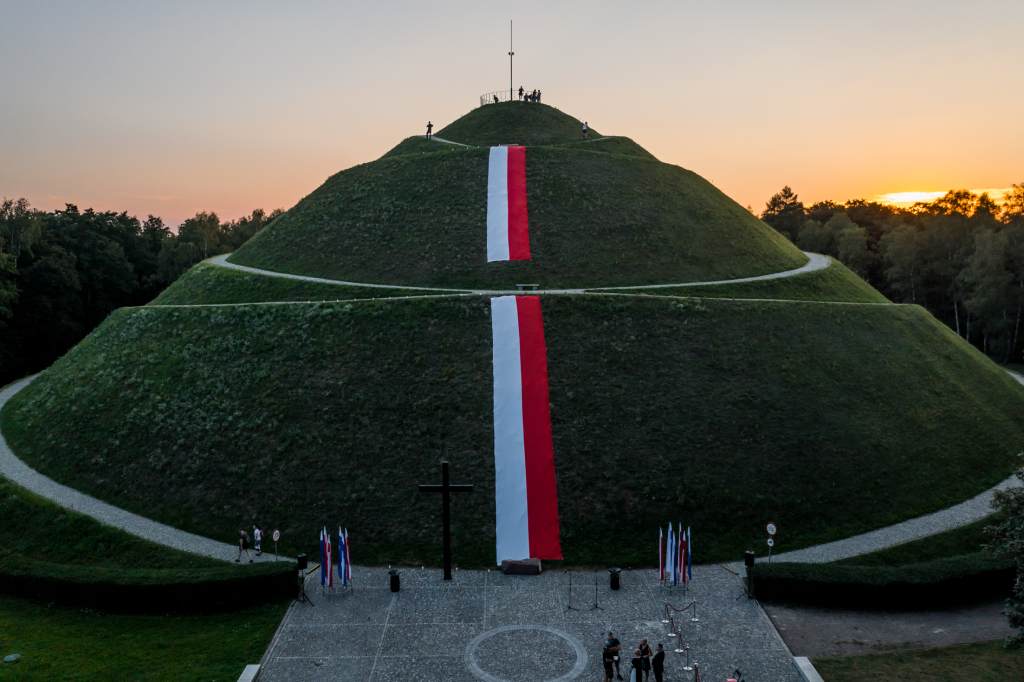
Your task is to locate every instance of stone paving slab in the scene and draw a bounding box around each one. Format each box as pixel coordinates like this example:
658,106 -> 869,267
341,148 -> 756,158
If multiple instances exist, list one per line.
258,566 -> 801,682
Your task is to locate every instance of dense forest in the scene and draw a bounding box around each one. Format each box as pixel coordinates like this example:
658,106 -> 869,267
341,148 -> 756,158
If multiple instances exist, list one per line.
0,199 -> 280,385
761,184 -> 1024,363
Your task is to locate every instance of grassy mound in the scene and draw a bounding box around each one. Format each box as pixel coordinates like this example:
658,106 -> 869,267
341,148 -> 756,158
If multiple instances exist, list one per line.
435,101 -> 598,147
3,296 -> 1022,568
152,257 -> 884,307
381,133 -> 656,160
150,260 -> 431,306
229,144 -> 806,289
607,259 -> 889,304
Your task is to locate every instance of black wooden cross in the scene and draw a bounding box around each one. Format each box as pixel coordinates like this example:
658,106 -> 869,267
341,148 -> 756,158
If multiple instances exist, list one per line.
418,460 -> 473,580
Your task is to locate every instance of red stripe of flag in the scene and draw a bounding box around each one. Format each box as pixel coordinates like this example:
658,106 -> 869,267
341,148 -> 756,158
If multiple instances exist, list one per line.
516,296 -> 561,559
506,146 -> 530,260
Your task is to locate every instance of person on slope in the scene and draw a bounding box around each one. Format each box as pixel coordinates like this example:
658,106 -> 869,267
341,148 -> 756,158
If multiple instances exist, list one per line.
237,528 -> 254,563
426,121 -> 433,139
582,121 -> 589,140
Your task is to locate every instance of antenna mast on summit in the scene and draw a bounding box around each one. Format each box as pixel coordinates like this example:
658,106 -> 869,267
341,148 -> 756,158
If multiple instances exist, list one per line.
509,20 -> 514,102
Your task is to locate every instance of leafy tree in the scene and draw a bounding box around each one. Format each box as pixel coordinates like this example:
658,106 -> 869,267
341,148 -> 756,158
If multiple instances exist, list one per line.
880,223 -> 921,303
988,461 -> 1024,648
796,219 -> 835,255
958,229 -> 1012,356
761,186 -> 806,242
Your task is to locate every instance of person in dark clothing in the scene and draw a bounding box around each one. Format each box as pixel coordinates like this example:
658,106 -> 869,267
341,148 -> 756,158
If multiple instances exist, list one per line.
236,528 -> 253,563
605,632 -> 623,680
652,644 -> 665,682
537,90 -> 542,103
518,86 -> 524,100
629,649 -> 643,682
602,644 -> 615,682
638,638 -> 653,681
426,121 -> 433,139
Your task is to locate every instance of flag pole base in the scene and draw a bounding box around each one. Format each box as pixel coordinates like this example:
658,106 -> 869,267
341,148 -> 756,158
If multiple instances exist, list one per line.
321,584 -> 353,599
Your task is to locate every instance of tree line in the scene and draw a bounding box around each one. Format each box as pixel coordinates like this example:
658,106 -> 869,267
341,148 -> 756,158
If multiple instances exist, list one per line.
760,184 -> 1024,363
0,199 -> 280,385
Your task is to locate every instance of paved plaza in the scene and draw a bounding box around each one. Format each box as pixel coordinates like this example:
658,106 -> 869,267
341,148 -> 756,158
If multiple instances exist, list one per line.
257,565 -> 801,682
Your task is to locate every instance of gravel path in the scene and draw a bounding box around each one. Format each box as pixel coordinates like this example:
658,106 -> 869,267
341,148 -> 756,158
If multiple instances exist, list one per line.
212,251 -> 834,295
0,376 -> 243,563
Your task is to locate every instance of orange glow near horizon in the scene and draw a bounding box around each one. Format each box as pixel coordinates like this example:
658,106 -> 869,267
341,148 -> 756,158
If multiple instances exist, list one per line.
875,188 -> 1011,208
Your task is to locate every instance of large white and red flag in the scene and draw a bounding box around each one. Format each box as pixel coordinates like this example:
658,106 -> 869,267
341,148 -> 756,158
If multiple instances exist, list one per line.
487,146 -> 530,262
491,295 -> 561,563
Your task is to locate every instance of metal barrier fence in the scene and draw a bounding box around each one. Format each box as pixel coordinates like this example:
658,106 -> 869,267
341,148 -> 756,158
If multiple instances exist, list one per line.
479,89 -> 544,107
480,90 -> 514,106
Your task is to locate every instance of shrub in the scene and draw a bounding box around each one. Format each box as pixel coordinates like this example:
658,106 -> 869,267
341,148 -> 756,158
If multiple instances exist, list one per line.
751,552 -> 1014,609
0,552 -> 296,614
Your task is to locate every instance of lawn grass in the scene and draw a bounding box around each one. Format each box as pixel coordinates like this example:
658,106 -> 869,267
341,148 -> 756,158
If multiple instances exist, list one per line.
0,595 -> 288,681
381,136 -> 471,158
813,640 -> 1024,682
833,516 -> 1001,567
3,297 -> 1022,568
606,258 -> 889,304
380,133 -> 656,160
229,144 -> 806,289
0,479 -> 223,568
150,261 -> 434,306
434,101 -> 600,147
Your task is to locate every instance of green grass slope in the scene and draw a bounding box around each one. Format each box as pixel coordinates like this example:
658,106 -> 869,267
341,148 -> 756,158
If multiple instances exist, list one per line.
3,297 -> 1022,568
605,259 -> 890,304
0,478 -> 222,568
436,101 -> 598,146
150,261 -> 430,306
229,144 -> 806,289
381,133 -> 655,160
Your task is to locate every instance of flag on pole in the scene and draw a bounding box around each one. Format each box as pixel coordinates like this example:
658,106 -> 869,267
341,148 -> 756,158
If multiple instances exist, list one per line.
678,522 -> 684,583
687,526 -> 692,581
658,527 -> 665,581
487,146 -> 530,261
344,528 -> 352,583
319,529 -> 327,586
667,523 -> 675,585
326,528 -> 334,587
342,524 -> 350,585
491,295 -> 561,564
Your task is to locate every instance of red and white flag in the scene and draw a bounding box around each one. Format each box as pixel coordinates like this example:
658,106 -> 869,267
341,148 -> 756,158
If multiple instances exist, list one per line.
491,295 -> 561,563
324,526 -> 333,588
487,146 -> 530,262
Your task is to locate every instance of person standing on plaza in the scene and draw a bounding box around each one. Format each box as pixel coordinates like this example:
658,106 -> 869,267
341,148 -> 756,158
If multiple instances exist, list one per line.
638,638 -> 653,681
652,644 -> 665,682
629,649 -> 643,682
602,642 -> 615,682
605,632 -> 623,680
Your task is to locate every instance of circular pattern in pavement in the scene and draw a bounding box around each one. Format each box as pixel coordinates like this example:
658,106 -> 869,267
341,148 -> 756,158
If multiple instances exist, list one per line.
465,625 -> 588,682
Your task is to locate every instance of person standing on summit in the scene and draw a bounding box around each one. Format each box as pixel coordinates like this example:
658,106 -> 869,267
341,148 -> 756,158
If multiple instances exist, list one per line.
582,121 -> 589,140
426,121 -> 433,139
518,85 -> 524,100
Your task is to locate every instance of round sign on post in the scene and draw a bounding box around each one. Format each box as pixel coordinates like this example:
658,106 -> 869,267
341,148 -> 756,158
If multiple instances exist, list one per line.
766,523 -> 777,536
767,538 -> 774,547
272,529 -> 281,542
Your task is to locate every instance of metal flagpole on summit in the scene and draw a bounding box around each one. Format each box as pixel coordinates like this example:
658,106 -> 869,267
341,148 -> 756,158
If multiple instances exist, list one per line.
509,21 -> 514,102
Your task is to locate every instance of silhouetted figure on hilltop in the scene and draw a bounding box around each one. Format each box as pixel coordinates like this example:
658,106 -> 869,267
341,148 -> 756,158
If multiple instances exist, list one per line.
426,121 -> 433,139
518,86 -> 524,100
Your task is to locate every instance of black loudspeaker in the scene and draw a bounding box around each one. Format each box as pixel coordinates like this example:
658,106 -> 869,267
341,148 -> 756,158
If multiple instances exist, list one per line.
744,551 -> 755,567
297,553 -> 308,571
389,569 -> 401,592
608,567 -> 622,590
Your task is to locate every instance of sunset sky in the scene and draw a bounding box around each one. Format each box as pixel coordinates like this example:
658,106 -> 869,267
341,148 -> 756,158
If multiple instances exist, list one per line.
1,0 -> 1021,227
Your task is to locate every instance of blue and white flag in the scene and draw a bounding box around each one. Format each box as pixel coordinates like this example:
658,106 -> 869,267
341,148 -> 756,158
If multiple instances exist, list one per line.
687,526 -> 692,581
338,526 -> 347,586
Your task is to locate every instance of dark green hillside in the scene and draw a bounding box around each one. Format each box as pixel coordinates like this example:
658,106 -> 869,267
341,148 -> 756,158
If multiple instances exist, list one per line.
229,145 -> 806,289
382,136 -> 466,158
3,296 -> 1022,567
435,101 -> 598,146
606,259 -> 889,304
381,133 -> 655,160
150,261 -> 429,306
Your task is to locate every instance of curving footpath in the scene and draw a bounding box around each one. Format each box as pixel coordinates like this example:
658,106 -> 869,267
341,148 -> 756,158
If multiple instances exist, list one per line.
0,376 -> 242,563
209,251 -> 834,296
1,362 -> 1022,568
